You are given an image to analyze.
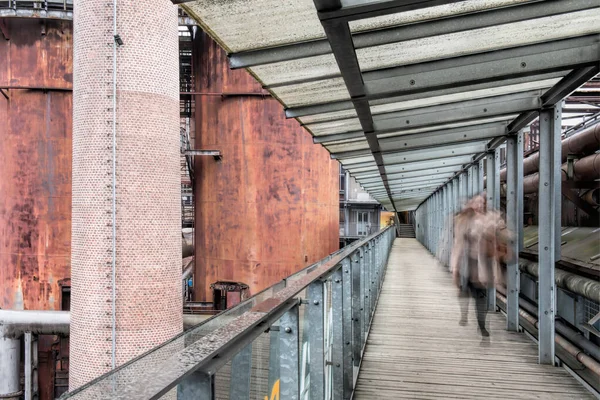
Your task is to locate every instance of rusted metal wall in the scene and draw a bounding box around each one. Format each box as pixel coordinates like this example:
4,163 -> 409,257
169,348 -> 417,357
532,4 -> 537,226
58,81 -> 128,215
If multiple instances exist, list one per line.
193,32 -> 339,301
0,18 -> 72,400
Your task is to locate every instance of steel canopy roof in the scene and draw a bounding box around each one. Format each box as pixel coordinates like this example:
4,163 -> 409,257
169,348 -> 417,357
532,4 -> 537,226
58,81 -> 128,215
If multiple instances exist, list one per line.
178,0 -> 600,211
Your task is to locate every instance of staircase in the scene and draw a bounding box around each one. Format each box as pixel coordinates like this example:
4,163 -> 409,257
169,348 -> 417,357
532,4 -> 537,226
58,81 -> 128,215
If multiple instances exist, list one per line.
397,224 -> 415,238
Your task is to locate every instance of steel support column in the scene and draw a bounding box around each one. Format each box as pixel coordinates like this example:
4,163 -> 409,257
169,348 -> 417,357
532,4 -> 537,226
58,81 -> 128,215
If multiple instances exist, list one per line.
486,150 -> 500,312
229,344 -> 252,400
505,132 -> 524,331
307,281 -> 325,399
538,104 -> 562,364
279,305 -> 300,399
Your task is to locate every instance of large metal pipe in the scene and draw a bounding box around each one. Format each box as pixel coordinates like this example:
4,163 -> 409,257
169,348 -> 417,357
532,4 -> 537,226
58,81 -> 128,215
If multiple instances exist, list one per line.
0,310 -> 70,338
518,259 -> 600,303
497,292 -> 600,376
520,153 -> 600,194
500,123 -> 600,181
0,337 -> 20,399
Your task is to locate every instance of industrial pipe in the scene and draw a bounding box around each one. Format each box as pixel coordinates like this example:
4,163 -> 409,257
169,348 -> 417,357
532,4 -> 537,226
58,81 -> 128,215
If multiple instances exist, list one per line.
582,188 -> 600,206
512,293 -> 600,362
518,259 -> 600,303
0,337 -> 20,400
496,292 -> 600,376
500,123 -> 600,181
0,310 -> 70,338
518,153 -> 600,194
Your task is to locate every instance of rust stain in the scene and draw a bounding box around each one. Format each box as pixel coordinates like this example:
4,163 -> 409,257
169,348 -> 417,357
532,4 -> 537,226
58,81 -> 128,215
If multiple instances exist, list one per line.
192,32 -> 339,302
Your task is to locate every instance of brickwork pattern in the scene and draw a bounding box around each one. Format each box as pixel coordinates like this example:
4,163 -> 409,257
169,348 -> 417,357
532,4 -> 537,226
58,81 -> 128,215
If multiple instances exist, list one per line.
70,0 -> 182,389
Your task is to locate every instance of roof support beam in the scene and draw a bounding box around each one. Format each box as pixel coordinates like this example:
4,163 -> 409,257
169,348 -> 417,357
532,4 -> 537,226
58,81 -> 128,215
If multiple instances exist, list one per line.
352,156 -> 471,176
285,36 -> 599,117
228,0 -> 598,69
314,0 -> 396,210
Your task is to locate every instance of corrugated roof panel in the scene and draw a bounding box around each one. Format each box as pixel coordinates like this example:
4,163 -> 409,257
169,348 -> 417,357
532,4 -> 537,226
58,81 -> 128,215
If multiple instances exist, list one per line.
299,109 -> 358,124
183,0 -> 324,52
356,9 -> 600,72
339,155 -> 375,164
250,53 -> 338,86
348,0 -> 529,32
269,77 -> 349,107
305,119 -> 362,136
324,139 -> 370,153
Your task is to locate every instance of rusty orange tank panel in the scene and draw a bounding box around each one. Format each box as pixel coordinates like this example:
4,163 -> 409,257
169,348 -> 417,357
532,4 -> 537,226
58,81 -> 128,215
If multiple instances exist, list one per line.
0,19 -> 72,311
193,32 -> 339,301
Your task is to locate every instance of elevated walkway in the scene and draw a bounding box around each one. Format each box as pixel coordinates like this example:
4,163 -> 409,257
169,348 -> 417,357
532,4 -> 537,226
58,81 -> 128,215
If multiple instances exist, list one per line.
355,239 -> 593,399
61,230 -> 596,399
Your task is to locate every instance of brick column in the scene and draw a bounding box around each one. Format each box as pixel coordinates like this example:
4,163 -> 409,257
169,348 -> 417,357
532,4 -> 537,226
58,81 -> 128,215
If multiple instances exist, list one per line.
70,0 -> 182,388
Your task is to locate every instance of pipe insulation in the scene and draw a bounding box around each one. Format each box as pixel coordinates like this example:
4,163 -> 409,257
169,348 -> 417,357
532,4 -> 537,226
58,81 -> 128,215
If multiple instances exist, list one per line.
500,123 -> 600,181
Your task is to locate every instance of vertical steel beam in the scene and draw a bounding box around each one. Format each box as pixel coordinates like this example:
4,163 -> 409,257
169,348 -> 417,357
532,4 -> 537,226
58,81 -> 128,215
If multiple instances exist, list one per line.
280,305 -> 300,399
478,159 -> 485,194
353,251 -> 362,366
230,344 -> 252,400
467,166 -> 473,198
486,150 -> 499,312
332,267 -> 344,400
178,371 -> 214,400
268,323 -> 280,394
538,105 -> 561,364
506,132 -> 523,332
341,258 -> 353,398
307,281 -> 325,400
472,163 -> 480,196
24,332 -> 33,400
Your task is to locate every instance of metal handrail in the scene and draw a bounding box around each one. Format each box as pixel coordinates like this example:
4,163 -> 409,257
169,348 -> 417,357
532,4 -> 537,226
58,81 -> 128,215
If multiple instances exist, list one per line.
61,226 -> 395,399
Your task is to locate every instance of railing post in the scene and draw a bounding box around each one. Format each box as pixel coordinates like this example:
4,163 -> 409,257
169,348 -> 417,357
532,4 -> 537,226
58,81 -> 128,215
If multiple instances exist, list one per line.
268,323 -> 280,396
506,132 -> 523,331
307,281 -> 325,400
280,305 -> 300,399
341,258 -> 353,399
538,105 -> 561,364
332,267 -> 344,400
486,149 -> 499,312
229,344 -> 252,400
178,371 -> 214,399
352,251 -> 362,367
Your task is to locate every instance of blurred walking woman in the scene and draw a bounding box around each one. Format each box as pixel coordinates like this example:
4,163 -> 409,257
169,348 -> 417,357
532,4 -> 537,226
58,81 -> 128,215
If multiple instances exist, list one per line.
451,195 -> 493,337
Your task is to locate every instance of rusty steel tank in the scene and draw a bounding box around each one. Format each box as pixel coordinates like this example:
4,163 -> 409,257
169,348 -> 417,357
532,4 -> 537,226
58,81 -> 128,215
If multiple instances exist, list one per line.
192,32 -> 340,301
0,16 -> 72,400
0,18 -> 72,312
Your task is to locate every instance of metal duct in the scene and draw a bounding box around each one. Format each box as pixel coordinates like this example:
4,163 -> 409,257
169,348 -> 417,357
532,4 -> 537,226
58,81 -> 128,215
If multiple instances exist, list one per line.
500,123 -> 600,181
0,310 -> 70,339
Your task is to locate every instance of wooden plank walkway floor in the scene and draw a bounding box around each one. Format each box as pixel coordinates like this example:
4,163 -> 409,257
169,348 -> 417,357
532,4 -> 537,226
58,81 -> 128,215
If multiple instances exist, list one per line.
354,238 -> 594,399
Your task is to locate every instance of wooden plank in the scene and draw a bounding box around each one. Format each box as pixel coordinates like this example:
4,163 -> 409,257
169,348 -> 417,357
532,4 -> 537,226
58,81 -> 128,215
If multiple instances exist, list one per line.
354,239 -> 595,399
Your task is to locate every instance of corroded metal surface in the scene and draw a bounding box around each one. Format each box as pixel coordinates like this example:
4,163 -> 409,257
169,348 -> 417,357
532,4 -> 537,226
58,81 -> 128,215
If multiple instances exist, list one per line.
193,32 -> 339,301
0,18 -> 72,311
0,18 -> 72,400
